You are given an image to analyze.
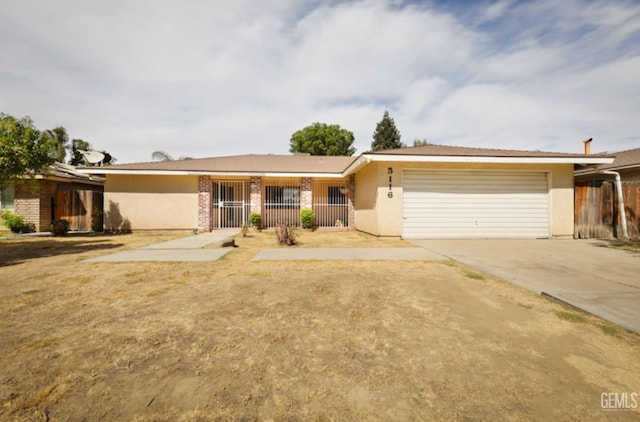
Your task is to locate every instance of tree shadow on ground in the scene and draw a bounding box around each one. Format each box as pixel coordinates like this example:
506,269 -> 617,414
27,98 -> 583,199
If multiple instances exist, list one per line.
0,238 -> 125,267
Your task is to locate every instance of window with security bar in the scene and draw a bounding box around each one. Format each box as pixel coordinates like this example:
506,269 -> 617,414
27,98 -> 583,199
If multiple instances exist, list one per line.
313,180 -> 349,227
263,180 -> 301,227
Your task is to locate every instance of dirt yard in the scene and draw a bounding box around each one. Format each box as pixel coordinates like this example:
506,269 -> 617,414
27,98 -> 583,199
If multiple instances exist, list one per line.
0,230 -> 638,421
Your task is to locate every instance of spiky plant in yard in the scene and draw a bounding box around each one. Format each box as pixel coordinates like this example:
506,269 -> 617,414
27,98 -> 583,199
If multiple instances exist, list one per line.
275,224 -> 296,246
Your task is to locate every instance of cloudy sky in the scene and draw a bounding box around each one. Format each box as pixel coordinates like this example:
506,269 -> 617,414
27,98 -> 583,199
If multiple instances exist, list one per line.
1,0 -> 639,163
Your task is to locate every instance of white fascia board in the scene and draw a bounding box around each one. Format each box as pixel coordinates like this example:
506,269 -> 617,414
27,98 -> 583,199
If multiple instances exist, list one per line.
342,155 -> 371,176
362,155 -> 614,165
77,169 -> 345,178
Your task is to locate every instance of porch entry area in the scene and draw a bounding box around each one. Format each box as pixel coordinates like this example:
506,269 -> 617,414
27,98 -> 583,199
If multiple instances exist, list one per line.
207,177 -> 352,229
212,180 -> 251,229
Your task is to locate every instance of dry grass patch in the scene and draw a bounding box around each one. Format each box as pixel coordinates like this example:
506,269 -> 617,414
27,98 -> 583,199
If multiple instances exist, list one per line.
0,230 -> 638,421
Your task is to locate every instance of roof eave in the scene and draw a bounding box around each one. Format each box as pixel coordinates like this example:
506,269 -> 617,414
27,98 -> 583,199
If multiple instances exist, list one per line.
77,169 -> 346,178
360,154 -> 614,165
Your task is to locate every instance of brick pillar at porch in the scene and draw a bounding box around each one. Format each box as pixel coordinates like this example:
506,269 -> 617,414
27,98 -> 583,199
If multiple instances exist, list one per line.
301,177 -> 312,209
348,174 -> 355,229
197,176 -> 212,232
250,176 -> 262,215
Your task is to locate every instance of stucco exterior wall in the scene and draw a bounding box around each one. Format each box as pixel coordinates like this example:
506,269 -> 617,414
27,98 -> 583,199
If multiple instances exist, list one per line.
353,161 -> 576,238
104,175 -> 199,230
353,162 -> 380,235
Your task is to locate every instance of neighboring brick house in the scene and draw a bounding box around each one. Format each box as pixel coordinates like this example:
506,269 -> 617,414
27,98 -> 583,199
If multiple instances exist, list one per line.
81,146 -> 611,239
1,163 -> 104,232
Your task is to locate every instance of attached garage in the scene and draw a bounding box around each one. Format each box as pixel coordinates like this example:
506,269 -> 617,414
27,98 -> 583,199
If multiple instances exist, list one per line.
402,170 -> 550,239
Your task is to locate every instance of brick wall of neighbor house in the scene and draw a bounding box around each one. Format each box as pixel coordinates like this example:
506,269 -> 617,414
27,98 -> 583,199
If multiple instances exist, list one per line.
250,176 -> 262,214
301,177 -> 312,209
198,176 -> 212,232
14,179 -> 55,232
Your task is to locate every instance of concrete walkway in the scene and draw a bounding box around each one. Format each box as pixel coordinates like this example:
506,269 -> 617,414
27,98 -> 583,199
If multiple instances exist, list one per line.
252,247 -> 447,261
84,230 -> 237,262
412,239 -> 640,334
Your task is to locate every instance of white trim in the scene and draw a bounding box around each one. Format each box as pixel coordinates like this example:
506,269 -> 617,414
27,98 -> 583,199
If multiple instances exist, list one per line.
78,153 -> 613,178
77,169 -> 345,178
361,154 -> 613,165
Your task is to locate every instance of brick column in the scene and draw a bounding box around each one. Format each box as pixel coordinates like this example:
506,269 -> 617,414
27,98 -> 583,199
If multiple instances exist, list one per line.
250,176 -> 262,215
348,174 -> 355,230
301,177 -> 312,209
197,176 -> 212,232
14,180 -> 44,231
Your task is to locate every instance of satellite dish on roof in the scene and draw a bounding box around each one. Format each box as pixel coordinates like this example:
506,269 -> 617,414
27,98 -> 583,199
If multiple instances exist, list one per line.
79,150 -> 105,164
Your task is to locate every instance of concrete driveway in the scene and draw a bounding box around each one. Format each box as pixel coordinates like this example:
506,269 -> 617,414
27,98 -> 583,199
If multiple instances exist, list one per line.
412,239 -> 640,334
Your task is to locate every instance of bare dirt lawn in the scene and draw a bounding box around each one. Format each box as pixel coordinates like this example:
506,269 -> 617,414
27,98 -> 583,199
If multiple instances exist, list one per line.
0,230 -> 639,421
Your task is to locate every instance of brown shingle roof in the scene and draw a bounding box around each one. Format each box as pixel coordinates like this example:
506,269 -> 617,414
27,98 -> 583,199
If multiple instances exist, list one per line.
599,147 -> 640,170
97,154 -> 356,174
368,144 -> 603,158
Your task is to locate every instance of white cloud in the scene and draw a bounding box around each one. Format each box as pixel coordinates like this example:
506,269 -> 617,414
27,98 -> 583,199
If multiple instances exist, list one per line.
0,0 -> 638,163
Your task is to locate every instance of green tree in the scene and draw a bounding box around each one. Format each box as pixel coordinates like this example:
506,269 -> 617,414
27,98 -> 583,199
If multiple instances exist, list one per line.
69,138 -> 91,165
151,151 -> 194,161
0,113 -> 55,190
289,122 -> 356,156
371,109 -> 403,151
412,138 -> 429,147
45,126 -> 69,162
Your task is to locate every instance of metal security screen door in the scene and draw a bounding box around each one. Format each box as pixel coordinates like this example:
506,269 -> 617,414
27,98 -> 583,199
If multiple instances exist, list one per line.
212,181 -> 250,229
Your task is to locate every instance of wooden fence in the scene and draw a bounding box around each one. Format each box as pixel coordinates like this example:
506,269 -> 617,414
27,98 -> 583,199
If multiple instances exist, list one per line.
55,189 -> 104,231
574,181 -> 640,239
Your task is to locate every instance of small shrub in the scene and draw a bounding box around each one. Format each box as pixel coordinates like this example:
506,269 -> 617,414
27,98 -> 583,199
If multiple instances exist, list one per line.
91,209 -> 104,232
275,223 -> 296,246
1,211 -> 29,233
241,223 -> 248,237
50,219 -> 70,236
249,212 -> 262,229
300,208 -> 314,229
20,222 -> 36,233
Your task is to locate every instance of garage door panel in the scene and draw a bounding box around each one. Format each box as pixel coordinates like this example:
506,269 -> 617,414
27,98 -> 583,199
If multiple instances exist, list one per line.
402,170 -> 549,239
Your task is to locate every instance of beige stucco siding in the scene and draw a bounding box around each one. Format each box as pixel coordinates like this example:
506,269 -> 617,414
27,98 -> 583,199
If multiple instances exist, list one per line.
353,162 -> 380,235
353,161 -> 576,238
105,175 -> 199,230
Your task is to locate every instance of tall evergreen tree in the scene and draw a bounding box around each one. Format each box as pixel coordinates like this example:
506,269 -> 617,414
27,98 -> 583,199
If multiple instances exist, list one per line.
371,109 -> 403,151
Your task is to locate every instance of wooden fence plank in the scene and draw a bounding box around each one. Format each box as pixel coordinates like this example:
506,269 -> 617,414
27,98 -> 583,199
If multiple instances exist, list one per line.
575,180 -> 640,239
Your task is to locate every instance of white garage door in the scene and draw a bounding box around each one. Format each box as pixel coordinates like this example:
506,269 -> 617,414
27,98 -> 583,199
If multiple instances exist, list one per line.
402,170 -> 549,239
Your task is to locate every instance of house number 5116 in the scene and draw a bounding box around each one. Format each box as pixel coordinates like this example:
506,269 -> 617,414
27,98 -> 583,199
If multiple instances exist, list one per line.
387,167 -> 393,198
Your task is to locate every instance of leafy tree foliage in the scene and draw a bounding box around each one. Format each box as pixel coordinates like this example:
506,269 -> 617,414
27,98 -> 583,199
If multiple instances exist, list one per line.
412,139 -> 430,147
45,126 -> 69,162
371,109 -> 403,151
0,113 -> 55,190
151,150 -> 194,161
289,123 -> 356,156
